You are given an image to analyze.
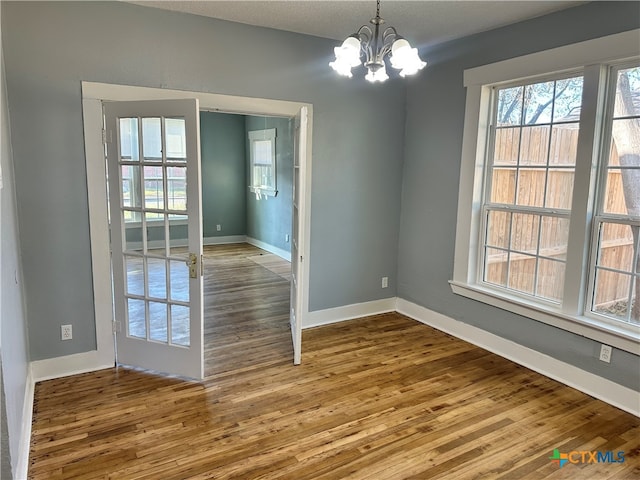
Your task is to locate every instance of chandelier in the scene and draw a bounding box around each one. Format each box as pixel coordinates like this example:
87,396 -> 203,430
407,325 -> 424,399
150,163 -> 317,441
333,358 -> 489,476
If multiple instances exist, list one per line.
329,0 -> 426,82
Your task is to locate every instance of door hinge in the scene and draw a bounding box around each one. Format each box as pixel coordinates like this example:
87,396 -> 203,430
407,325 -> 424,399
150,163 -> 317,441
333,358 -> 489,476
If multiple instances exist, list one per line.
201,254 -> 205,277
112,320 -> 121,333
102,129 -> 113,144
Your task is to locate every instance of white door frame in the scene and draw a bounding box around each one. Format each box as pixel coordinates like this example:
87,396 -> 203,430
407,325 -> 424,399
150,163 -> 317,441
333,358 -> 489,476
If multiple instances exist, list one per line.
82,81 -> 313,372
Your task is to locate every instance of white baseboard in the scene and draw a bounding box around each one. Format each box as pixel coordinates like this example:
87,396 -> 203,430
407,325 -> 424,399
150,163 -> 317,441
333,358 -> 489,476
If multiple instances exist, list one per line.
30,350 -> 114,383
303,297 -> 397,330
396,298 -> 640,418
15,365 -> 34,480
204,235 -> 247,245
246,237 -> 291,262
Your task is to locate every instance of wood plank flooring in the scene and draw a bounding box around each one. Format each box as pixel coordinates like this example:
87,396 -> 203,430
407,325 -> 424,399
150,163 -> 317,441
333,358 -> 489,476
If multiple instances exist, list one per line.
201,244 -> 292,376
28,244 -> 640,479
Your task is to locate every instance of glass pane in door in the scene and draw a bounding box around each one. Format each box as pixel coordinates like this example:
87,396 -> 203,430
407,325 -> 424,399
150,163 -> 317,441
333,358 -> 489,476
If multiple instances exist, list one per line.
171,304 -> 190,347
127,298 -> 146,339
149,301 -> 168,343
142,118 -> 162,160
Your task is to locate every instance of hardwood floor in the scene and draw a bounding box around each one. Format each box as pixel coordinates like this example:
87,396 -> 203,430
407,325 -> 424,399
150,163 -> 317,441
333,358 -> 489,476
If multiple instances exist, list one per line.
29,245 -> 640,479
202,244 -> 292,376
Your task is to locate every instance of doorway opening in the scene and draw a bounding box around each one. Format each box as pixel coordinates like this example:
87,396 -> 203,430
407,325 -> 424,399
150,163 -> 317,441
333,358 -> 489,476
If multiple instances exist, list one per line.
199,110 -> 295,375
82,82 -> 312,379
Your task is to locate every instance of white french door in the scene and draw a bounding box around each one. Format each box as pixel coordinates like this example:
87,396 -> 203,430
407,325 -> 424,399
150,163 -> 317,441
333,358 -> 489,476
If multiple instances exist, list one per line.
105,99 -> 204,380
290,106 -> 308,365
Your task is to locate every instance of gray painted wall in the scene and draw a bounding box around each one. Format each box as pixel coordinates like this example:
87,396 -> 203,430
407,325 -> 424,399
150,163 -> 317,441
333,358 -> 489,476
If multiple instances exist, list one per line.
1,42 -> 29,478
246,115 -> 293,253
398,1 -> 640,390
201,112 -> 247,238
1,1 -> 405,360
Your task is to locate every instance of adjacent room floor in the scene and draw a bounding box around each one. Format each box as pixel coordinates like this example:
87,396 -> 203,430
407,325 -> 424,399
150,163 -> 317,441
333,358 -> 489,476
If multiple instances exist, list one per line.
27,245 -> 639,479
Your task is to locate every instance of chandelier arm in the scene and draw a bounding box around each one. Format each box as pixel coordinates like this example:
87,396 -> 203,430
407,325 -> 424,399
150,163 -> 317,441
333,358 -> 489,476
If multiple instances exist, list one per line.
356,25 -> 374,64
382,26 -> 399,44
356,24 -> 373,40
380,26 -> 399,59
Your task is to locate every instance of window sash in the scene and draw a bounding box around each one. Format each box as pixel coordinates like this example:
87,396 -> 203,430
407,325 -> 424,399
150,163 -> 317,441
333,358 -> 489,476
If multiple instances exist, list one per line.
248,128 -> 277,194
586,61 -> 640,326
480,73 -> 586,304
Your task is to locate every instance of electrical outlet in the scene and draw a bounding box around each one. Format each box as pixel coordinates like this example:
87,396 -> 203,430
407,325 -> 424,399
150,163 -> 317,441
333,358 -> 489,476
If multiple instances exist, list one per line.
382,276 -> 389,288
216,224 -> 222,231
61,324 -> 73,341
599,344 -> 612,363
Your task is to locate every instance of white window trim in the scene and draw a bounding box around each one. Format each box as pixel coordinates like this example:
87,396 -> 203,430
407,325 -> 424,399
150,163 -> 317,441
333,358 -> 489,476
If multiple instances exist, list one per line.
248,128 -> 277,197
451,29 -> 640,355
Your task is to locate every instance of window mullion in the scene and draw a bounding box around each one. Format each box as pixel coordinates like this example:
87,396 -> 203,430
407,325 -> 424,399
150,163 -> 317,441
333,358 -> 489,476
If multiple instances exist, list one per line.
561,65 -> 607,315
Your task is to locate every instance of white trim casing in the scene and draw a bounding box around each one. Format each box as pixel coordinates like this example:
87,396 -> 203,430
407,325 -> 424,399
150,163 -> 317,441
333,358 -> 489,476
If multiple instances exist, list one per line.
246,236 -> 291,262
303,298 -> 396,330
83,98 -> 117,369
451,29 -> 640,354
30,351 -> 114,383
396,298 -> 640,418
15,365 -> 34,480
203,235 -> 247,246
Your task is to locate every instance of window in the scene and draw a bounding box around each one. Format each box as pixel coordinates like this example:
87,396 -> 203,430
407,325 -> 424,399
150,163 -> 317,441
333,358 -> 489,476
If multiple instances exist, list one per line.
451,30 -> 640,353
249,128 -> 277,197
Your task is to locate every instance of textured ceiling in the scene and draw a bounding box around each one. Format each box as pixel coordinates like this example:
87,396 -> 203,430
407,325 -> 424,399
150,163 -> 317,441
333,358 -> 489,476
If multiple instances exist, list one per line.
129,1 -> 587,48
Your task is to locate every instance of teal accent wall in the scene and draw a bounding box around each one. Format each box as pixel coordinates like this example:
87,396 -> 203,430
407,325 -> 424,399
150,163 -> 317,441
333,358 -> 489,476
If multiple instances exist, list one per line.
124,111 -> 291,249
246,116 -> 293,253
200,112 -> 247,238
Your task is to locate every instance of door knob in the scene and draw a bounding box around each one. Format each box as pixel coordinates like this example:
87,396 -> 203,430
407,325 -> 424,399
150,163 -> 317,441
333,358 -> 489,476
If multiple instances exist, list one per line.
187,253 -> 198,278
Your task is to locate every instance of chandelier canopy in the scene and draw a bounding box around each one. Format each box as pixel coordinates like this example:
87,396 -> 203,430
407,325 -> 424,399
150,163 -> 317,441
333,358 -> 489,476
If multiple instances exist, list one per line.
329,0 -> 426,82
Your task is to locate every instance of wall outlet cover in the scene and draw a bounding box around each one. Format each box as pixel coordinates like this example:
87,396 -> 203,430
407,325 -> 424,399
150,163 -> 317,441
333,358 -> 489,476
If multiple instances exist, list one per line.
599,344 -> 612,363
61,324 -> 73,340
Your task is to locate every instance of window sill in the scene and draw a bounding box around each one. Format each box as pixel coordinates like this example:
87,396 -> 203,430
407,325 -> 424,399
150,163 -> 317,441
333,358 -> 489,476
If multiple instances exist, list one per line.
449,280 -> 640,355
249,187 -> 277,198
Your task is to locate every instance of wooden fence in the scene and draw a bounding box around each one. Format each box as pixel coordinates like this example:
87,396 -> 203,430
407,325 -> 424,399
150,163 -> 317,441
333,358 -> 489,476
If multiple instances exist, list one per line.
487,125 -> 634,307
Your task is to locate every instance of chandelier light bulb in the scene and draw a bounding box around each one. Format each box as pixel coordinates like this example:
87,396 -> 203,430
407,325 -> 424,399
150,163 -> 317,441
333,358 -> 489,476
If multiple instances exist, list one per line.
329,36 -> 362,77
340,36 -> 362,66
390,39 -> 426,76
391,38 -> 411,56
365,64 -> 389,83
329,58 -> 354,77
